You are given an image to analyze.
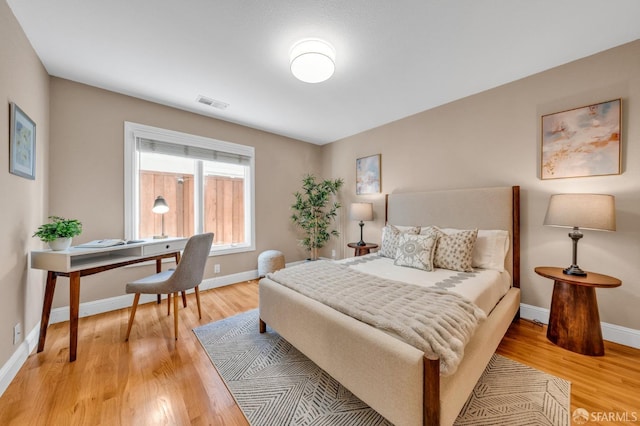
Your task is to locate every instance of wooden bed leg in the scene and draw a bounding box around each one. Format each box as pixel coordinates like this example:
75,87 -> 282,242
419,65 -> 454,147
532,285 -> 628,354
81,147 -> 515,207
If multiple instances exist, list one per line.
424,357 -> 440,426
259,318 -> 266,333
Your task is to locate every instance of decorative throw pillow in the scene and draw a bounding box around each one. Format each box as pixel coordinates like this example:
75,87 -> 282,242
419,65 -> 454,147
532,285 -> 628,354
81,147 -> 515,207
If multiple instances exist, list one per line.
394,233 -> 439,271
380,225 -> 420,258
433,228 -> 509,271
431,227 -> 478,272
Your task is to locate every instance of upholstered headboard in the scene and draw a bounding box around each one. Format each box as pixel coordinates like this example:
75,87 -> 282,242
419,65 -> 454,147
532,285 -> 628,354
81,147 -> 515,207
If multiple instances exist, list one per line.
385,186 -> 520,288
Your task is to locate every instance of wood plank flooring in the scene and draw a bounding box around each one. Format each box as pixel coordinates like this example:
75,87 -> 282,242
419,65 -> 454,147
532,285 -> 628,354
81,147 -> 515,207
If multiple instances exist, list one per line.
0,280 -> 638,425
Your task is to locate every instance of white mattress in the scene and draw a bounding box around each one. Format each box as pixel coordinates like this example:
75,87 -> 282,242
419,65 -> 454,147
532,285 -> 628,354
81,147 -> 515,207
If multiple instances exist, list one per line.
337,254 -> 511,315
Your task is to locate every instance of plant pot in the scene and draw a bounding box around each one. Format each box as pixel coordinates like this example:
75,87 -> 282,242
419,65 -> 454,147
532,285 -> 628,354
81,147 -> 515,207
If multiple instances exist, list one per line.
49,237 -> 72,251
308,247 -> 319,261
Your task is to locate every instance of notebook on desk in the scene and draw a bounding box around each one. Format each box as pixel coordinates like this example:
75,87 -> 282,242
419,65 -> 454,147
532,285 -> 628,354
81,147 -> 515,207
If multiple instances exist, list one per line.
75,239 -> 144,248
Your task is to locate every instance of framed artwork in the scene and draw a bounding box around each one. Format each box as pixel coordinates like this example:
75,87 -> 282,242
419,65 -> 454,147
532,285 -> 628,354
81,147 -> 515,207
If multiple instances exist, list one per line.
541,99 -> 620,180
356,154 -> 381,194
9,102 -> 36,180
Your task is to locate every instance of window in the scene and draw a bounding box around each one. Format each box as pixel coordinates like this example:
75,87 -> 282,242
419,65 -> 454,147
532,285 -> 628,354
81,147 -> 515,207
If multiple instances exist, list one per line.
124,122 -> 255,255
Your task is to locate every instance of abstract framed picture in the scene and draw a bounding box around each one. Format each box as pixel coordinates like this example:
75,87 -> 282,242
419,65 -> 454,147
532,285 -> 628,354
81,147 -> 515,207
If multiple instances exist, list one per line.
541,99 -> 620,180
356,154 -> 381,194
9,102 -> 36,180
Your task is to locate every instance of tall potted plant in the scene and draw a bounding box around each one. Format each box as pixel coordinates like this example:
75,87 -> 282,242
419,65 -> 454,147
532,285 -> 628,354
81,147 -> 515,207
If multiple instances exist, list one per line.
291,174 -> 344,260
33,216 -> 83,251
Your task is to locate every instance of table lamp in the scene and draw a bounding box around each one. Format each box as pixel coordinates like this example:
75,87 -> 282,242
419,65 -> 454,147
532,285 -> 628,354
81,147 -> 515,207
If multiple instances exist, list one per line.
350,202 -> 373,246
543,193 -> 616,276
152,195 -> 169,239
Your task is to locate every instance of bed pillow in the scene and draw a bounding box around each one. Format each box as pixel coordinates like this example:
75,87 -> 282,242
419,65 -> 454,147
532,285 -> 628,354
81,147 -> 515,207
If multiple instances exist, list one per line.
380,225 -> 420,258
423,226 -> 477,272
393,233 -> 438,271
472,230 -> 510,271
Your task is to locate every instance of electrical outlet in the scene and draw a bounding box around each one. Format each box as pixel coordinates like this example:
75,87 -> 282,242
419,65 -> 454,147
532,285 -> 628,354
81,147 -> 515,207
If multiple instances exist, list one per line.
214,264 -> 221,273
331,249 -> 336,259
13,323 -> 22,345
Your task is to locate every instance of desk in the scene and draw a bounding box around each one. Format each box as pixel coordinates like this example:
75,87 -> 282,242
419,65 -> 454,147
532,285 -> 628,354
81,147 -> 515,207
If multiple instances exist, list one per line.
534,266 -> 621,356
31,238 -> 187,362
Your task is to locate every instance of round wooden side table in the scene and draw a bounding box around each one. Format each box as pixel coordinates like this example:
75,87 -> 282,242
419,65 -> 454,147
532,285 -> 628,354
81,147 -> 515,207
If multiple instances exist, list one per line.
534,266 -> 621,356
347,242 -> 378,257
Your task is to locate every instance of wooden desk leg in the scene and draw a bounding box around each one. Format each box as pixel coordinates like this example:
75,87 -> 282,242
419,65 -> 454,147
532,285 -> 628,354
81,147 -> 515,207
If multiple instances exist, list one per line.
547,280 -> 604,356
69,271 -> 81,362
37,271 -> 58,353
156,259 -> 162,304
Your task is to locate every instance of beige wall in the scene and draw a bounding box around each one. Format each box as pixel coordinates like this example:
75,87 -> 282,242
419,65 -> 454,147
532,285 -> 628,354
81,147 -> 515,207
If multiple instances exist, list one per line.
0,2 -> 50,365
2,0 -> 638,377
321,40 -> 640,330
2,0 -> 320,371
48,78 -> 321,306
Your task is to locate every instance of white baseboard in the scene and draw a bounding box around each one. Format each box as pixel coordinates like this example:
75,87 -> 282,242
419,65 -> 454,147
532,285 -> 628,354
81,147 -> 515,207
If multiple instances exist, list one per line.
49,269 -> 259,324
0,322 -> 39,397
520,303 -> 640,349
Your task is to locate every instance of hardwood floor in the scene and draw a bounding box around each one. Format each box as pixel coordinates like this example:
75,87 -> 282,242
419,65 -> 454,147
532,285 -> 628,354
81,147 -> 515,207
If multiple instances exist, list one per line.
497,319 -> 640,425
0,280 -> 638,425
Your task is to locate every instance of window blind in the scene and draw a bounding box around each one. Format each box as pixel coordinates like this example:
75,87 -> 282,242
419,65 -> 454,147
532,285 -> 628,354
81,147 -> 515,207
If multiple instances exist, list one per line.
137,138 -> 251,166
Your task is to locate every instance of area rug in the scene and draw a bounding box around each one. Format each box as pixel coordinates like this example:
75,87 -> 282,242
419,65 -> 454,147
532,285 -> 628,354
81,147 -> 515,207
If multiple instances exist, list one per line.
194,309 -> 569,425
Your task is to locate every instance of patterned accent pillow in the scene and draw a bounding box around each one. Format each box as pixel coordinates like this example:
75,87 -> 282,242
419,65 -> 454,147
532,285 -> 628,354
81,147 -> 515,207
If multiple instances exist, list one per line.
429,227 -> 478,272
394,233 -> 439,271
380,225 -> 420,258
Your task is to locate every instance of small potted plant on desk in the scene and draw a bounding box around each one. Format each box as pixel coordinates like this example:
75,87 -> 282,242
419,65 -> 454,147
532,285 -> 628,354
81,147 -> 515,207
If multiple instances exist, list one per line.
33,216 -> 83,251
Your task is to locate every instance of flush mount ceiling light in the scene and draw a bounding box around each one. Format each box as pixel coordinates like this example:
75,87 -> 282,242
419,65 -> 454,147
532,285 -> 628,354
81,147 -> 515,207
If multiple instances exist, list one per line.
290,38 -> 336,83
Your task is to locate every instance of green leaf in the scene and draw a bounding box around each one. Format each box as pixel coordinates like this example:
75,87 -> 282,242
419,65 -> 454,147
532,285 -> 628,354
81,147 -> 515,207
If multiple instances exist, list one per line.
290,174 -> 343,252
33,216 -> 83,242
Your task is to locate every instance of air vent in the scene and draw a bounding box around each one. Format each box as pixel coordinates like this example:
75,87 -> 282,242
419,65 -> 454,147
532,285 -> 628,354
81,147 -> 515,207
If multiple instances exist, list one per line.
196,95 -> 229,110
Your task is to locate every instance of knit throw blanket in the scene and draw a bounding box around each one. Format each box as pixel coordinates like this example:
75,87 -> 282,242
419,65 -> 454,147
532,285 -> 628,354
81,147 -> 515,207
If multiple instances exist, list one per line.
268,260 -> 486,376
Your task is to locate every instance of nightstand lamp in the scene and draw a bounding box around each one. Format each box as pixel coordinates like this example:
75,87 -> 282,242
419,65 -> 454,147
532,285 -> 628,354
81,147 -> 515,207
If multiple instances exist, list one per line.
350,202 -> 373,246
543,193 -> 616,276
152,195 -> 170,239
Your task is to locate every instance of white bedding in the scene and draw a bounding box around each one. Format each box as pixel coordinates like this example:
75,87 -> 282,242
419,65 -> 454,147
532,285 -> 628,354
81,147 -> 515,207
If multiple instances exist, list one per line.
338,253 -> 511,315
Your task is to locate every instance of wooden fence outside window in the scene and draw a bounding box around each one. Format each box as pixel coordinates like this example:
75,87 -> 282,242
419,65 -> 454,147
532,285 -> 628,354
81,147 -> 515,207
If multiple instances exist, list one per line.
139,171 -> 244,245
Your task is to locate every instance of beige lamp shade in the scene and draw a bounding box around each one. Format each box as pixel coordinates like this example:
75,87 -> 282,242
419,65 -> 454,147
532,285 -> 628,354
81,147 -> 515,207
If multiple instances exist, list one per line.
350,203 -> 373,222
543,194 -> 616,231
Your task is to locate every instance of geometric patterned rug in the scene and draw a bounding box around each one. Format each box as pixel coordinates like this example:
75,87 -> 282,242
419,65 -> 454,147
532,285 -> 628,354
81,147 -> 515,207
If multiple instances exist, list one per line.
194,309 -> 569,426
455,353 -> 569,425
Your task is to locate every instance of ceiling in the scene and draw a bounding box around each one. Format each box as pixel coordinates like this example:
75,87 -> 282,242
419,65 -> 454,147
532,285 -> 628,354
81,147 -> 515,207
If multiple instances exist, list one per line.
7,1 -> 640,145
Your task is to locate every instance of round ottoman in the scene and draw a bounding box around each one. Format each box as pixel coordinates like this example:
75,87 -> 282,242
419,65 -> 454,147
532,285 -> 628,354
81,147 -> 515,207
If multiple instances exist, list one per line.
258,250 -> 285,277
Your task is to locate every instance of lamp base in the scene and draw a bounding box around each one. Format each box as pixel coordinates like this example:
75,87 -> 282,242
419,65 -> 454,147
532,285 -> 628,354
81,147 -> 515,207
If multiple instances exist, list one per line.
153,234 -> 168,239
357,221 -> 366,246
563,265 -> 587,277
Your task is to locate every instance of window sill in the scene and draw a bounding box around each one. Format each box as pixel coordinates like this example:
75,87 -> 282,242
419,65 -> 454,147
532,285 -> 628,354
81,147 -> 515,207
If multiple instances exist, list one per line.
210,244 -> 255,256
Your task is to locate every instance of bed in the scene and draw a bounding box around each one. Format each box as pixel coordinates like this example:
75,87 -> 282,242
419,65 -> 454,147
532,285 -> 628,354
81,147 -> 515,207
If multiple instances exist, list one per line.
259,186 -> 521,426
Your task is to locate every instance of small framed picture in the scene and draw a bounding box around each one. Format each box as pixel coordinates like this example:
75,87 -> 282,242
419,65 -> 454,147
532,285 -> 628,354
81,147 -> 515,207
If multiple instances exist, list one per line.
356,154 -> 381,194
541,99 -> 621,180
9,102 -> 36,180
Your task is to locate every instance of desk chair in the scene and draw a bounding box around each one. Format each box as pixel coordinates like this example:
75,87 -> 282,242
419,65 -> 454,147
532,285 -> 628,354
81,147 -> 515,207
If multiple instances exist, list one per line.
125,232 -> 214,341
